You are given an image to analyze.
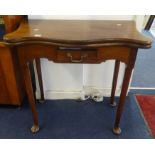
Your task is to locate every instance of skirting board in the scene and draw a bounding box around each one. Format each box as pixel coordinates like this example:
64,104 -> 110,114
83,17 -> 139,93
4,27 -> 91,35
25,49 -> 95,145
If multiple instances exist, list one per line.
35,87 -> 121,100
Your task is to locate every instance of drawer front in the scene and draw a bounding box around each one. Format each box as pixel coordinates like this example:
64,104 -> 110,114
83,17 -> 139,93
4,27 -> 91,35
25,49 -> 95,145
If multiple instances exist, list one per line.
56,47 -> 98,63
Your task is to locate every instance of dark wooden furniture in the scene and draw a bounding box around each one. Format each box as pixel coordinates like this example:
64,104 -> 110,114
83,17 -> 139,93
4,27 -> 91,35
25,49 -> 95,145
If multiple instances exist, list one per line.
4,19 -> 152,134
0,16 -> 25,105
145,15 -> 155,30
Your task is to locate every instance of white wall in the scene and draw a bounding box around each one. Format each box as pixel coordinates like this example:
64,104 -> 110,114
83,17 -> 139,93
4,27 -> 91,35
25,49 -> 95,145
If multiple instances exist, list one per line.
134,15 -> 145,31
29,15 -> 142,99
29,15 -> 134,20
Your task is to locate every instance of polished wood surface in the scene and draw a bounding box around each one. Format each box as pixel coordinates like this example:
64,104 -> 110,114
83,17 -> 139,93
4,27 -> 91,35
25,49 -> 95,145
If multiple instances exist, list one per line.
0,44 -> 10,103
0,44 -> 24,105
0,16 -> 26,105
3,15 -> 27,33
3,18 -> 152,134
4,20 -> 151,48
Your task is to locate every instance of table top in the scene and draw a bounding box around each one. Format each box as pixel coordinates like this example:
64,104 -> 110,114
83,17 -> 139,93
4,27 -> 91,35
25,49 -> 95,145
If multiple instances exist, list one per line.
4,19 -> 152,48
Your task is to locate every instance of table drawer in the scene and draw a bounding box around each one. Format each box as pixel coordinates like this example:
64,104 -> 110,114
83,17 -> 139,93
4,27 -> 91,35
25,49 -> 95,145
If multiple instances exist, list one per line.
56,47 -> 98,63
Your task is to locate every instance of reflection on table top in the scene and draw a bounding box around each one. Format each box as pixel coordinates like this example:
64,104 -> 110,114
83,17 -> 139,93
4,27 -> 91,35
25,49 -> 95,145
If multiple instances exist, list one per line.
4,20 -> 152,48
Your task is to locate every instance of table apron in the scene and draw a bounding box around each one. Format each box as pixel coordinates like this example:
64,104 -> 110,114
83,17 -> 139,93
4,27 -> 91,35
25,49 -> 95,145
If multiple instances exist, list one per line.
16,44 -> 137,66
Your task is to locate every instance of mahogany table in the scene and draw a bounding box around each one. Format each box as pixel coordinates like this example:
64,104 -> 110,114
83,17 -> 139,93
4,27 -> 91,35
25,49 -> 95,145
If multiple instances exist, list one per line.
4,19 -> 152,134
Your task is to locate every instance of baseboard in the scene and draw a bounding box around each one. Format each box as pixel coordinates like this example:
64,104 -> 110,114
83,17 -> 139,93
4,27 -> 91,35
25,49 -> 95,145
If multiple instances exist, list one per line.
35,87 -> 121,100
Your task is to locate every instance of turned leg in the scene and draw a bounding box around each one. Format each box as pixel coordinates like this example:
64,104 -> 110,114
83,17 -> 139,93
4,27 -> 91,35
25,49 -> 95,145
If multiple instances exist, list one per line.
35,58 -> 45,103
113,65 -> 133,135
22,62 -> 39,133
110,60 -> 120,106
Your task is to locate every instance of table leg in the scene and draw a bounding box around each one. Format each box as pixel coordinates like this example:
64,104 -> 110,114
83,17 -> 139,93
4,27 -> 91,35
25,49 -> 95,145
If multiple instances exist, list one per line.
22,62 -> 39,133
35,58 -> 45,103
29,61 -> 36,97
113,65 -> 133,135
110,60 -> 120,106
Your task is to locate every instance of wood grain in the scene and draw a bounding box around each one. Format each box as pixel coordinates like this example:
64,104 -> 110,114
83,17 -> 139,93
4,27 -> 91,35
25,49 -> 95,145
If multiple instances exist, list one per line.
4,20 -> 152,48
2,17 -> 152,133
0,16 -> 26,105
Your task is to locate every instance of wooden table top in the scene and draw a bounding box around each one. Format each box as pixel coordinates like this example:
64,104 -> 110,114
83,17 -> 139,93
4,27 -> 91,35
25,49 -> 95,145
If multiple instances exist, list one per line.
4,19 -> 152,48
